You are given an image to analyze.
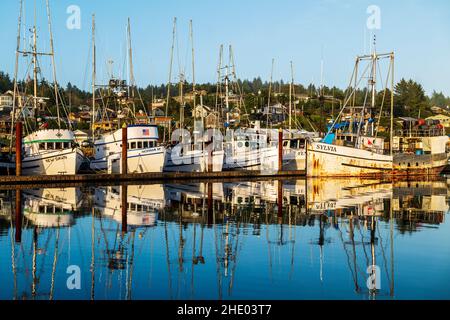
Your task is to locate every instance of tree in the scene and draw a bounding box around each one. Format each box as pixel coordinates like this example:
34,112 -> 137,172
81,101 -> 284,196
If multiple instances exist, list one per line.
394,78 -> 427,117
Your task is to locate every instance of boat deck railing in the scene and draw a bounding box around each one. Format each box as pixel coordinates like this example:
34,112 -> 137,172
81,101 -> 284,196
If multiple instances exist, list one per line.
395,129 -> 445,138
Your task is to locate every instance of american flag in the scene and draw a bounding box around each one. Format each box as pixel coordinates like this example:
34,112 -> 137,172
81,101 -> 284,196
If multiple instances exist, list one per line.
142,129 -> 150,136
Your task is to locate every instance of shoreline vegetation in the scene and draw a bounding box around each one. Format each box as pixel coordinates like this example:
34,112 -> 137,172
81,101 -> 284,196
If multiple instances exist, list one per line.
1,70 -> 450,135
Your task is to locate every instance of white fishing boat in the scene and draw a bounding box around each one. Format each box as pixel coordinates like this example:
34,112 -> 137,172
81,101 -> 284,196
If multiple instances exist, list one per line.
22,129 -> 84,175
89,18 -> 166,174
223,127 -> 279,172
10,0 -> 84,176
306,49 -> 395,177
90,125 -> 166,173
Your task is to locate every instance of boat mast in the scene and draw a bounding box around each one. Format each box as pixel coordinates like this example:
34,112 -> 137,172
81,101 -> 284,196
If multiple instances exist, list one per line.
32,4 -> 38,126
370,37 -> 377,137
164,17 -> 176,143
127,18 -> 135,105
10,0 -> 23,153
266,58 -> 274,129
215,45 -> 223,128
225,51 -> 230,125
289,61 -> 293,137
190,20 -> 196,111
390,54 -> 394,157
45,0 -> 61,129
91,14 -> 96,142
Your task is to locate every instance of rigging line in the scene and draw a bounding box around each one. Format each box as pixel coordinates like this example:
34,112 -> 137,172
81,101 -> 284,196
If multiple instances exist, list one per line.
355,75 -> 371,142
375,59 -> 391,139
324,62 -> 371,141
337,220 -> 359,291
377,221 -> 392,285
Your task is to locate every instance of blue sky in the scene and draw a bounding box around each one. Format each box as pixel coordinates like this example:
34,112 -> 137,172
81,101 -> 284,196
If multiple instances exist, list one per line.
0,0 -> 449,95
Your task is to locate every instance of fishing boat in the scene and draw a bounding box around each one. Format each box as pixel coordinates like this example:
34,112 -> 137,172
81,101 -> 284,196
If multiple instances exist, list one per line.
90,124 -> 166,173
89,17 -> 166,173
392,117 -> 449,175
306,48 -> 395,177
163,20 -> 224,173
22,129 -> 84,175
10,0 -> 84,176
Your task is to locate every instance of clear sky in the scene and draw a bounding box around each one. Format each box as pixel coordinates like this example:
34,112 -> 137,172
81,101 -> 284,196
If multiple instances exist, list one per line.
0,0 -> 449,96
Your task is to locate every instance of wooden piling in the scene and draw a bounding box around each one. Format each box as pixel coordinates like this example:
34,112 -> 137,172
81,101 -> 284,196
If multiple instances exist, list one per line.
277,180 -> 283,221
15,189 -> 22,243
15,122 -> 22,177
121,184 -> 128,234
278,128 -> 283,172
207,182 -> 213,225
121,126 -> 127,175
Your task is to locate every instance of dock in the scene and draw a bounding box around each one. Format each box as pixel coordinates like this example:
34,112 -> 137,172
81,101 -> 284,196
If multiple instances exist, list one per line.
0,170 -> 305,190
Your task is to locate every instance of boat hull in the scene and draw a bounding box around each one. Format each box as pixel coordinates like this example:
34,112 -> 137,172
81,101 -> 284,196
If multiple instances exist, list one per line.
164,149 -> 224,172
306,142 -> 393,177
223,147 -> 279,172
282,149 -> 306,171
22,148 -> 84,176
393,153 -> 448,176
90,147 -> 166,173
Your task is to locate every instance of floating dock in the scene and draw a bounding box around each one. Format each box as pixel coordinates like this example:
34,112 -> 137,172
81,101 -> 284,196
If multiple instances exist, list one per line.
0,170 -> 305,189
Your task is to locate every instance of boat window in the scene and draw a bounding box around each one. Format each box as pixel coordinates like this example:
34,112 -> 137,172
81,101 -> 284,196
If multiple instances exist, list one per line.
39,143 -> 46,150
63,142 -> 70,149
137,205 -> 142,212
143,141 -> 149,148
55,142 -> 62,150
291,140 -> 299,148
39,205 -> 46,214
47,143 -> 55,150
131,203 -> 136,211
283,141 -> 289,147
137,141 -> 143,149
131,142 -> 136,149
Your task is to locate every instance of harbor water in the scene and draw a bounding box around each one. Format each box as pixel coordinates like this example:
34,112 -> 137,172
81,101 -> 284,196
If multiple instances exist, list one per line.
0,178 -> 449,300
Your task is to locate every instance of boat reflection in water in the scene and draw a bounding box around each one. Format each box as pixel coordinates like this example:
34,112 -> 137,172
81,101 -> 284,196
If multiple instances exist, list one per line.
0,178 -> 449,300
94,184 -> 166,228
23,188 -> 82,228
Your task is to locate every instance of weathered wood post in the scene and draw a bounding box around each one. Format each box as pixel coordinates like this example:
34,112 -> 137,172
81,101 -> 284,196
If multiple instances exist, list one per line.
278,127 -> 283,172
121,126 -> 127,175
15,122 -> 22,176
15,189 -> 22,243
121,184 -> 128,234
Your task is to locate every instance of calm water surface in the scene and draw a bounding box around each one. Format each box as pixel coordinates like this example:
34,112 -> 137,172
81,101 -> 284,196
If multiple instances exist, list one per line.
0,178 -> 449,300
